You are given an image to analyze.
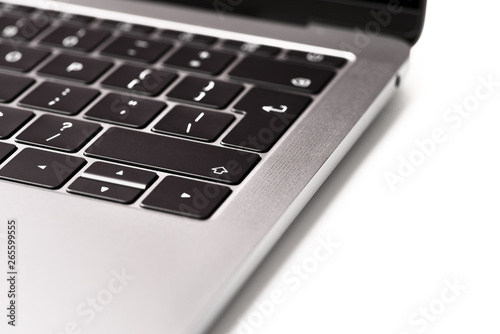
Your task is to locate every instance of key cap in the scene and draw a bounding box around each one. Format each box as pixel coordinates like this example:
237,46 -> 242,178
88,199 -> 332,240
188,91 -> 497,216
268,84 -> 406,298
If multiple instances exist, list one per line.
85,127 -> 260,184
285,50 -> 347,68
164,47 -> 235,75
19,82 -> 100,115
229,57 -> 335,94
37,10 -> 61,20
160,30 -> 217,45
40,25 -> 110,52
101,64 -> 177,96
57,12 -> 95,25
16,114 -> 101,152
0,106 -> 33,139
0,142 -> 16,163
153,105 -> 234,142
38,54 -> 113,84
167,76 -> 243,109
221,40 -> 280,56
0,148 -> 86,189
0,72 -> 35,102
85,93 -> 166,128
98,20 -> 154,35
0,16 -> 49,41
81,162 -> 157,189
142,176 -> 231,219
222,87 -> 311,152
68,178 -> 144,204
101,36 -> 172,63
0,43 -> 50,72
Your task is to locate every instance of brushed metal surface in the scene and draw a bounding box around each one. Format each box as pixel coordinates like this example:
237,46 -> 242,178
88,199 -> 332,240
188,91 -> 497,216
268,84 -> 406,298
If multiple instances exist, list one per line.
0,1 -> 410,333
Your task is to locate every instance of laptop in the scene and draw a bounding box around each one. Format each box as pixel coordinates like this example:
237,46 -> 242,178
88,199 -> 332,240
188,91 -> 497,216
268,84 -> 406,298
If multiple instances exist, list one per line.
0,0 -> 426,333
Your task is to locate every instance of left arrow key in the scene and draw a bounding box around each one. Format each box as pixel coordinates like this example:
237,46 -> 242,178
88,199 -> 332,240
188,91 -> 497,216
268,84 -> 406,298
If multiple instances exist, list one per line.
0,148 -> 86,189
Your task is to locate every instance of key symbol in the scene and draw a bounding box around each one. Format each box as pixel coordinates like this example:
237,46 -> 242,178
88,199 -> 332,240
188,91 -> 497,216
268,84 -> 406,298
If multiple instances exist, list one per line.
66,62 -> 83,72
118,23 -> 133,32
189,60 -> 201,68
5,51 -> 22,63
262,105 -> 287,113
194,92 -> 206,102
48,88 -> 71,106
198,51 -> 210,59
291,77 -> 312,88
62,36 -> 79,48
306,53 -> 324,62
2,26 -> 18,38
212,167 -> 228,175
135,40 -> 149,48
179,33 -> 194,42
60,122 -> 72,131
241,43 -> 259,53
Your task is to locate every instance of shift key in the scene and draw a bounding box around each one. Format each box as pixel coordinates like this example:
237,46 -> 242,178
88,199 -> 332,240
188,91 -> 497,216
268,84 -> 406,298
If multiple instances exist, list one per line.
85,127 -> 260,184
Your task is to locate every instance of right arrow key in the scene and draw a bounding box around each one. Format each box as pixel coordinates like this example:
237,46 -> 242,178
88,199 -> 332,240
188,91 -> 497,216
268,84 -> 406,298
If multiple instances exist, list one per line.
222,87 -> 311,152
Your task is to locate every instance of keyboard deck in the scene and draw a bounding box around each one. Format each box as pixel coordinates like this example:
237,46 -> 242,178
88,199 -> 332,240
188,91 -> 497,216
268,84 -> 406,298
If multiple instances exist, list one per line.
0,3 -> 348,219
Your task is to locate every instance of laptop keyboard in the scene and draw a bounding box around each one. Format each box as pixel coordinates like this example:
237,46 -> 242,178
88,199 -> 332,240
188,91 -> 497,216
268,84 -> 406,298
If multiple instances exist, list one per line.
0,3 -> 348,219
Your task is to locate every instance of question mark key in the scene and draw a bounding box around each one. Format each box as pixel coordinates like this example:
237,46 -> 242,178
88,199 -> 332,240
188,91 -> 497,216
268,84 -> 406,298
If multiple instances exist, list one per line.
15,114 -> 101,152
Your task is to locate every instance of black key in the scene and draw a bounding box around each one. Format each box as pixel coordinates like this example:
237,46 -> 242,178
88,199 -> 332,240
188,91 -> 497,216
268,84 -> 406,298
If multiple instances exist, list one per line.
0,148 -> 86,189
285,50 -> 347,68
101,36 -> 172,63
222,40 -> 280,56
1,4 -> 35,15
68,178 -> 144,204
164,46 -> 235,75
81,162 -> 157,189
19,82 -> 99,115
0,106 -> 33,139
222,87 -> 311,152
153,105 -> 234,142
37,10 -> 61,20
160,30 -> 217,45
85,127 -> 260,184
167,77 -> 242,109
98,20 -> 154,35
85,93 -> 165,128
16,114 -> 101,152
142,176 -> 231,219
0,43 -> 50,72
0,16 -> 49,41
0,72 -> 34,102
40,26 -> 110,52
0,142 -> 16,163
38,54 -> 113,84
58,12 -> 95,25
229,57 -> 335,94
101,65 -> 177,96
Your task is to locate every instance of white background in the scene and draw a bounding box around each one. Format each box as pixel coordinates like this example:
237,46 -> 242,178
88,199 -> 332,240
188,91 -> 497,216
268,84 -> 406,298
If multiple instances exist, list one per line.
209,1 -> 500,333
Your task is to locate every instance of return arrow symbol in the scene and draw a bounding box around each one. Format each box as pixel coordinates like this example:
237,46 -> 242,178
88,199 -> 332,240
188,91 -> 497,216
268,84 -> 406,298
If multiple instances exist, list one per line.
262,105 -> 287,113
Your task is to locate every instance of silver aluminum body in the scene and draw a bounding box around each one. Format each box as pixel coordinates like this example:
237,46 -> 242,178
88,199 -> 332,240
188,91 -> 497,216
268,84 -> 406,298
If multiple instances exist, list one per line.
0,0 -> 410,333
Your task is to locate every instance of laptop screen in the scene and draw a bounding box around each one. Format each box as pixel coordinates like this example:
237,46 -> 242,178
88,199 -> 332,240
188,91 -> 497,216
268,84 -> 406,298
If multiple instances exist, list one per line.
145,0 -> 425,43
